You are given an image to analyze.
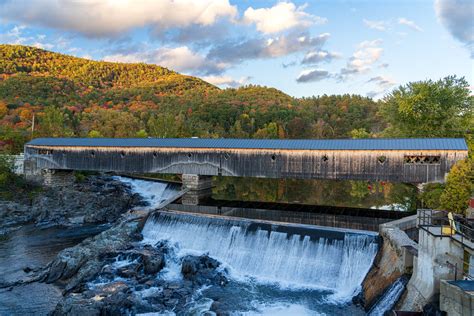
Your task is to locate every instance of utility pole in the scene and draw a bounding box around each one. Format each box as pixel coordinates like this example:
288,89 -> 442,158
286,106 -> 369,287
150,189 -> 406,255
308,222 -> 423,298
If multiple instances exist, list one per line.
30,113 -> 35,140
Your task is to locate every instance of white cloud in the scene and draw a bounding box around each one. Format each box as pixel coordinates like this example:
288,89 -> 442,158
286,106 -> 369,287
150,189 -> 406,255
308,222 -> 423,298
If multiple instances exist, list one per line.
302,50 -> 341,64
31,42 -> 54,50
339,40 -> 383,79
243,2 -> 327,34
397,18 -> 423,32
435,0 -> 473,57
208,32 -> 330,63
104,46 -> 226,75
363,19 -> 388,31
202,75 -> 250,87
0,25 -> 57,49
367,75 -> 396,88
296,68 -> 332,83
366,75 -> 397,98
0,0 -> 238,38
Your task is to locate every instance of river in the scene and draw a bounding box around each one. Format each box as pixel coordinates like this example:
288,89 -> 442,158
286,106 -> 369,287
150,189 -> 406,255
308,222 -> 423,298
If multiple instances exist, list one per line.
0,224 -> 109,315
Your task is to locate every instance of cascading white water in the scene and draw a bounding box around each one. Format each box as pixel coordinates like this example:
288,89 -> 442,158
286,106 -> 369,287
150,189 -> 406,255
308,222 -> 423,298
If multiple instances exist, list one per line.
141,212 -> 379,303
114,176 -> 179,209
368,277 -> 407,316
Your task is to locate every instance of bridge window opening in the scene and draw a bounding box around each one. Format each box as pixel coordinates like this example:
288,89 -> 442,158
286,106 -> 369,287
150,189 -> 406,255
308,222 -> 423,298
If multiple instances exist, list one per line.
322,155 -> 329,162
38,149 -> 53,155
187,153 -> 192,159
271,154 -> 276,161
223,153 -> 230,160
377,155 -> 387,164
90,151 -> 95,158
120,151 -> 126,158
153,152 -> 158,158
404,155 -> 441,164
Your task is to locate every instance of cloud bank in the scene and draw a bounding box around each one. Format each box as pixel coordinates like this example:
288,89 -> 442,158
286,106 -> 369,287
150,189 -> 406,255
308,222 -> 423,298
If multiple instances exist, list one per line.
0,0 -> 238,38
435,0 -> 473,57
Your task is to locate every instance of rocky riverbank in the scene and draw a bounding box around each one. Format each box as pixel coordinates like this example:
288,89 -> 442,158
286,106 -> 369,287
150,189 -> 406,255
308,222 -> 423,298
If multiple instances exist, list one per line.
0,175 -> 151,315
0,176 -> 144,235
50,235 -> 230,315
0,175 -> 233,315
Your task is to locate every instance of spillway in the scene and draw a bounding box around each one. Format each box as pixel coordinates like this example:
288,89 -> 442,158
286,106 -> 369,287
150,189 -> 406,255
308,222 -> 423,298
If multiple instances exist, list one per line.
142,211 -> 379,303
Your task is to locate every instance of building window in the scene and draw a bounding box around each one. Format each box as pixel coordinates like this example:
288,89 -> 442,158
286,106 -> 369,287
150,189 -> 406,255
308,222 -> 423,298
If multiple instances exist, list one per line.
404,155 -> 441,164
38,149 -> 53,155
377,155 -> 387,164
271,154 -> 276,161
322,155 -> 329,162
90,151 -> 95,158
120,151 -> 126,158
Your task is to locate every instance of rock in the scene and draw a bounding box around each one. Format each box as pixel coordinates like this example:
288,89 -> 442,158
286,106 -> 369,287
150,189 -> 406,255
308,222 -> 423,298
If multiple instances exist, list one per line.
165,298 -> 179,306
52,296 -> 102,316
44,219 -> 141,286
142,248 -> 165,275
211,300 -> 229,315
23,267 -> 33,273
98,281 -> 129,294
117,266 -> 139,279
0,201 -> 32,233
181,255 -> 227,286
46,260 -> 67,283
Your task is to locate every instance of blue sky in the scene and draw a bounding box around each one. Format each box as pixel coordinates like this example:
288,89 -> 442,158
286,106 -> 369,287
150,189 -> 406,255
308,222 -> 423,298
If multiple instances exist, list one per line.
0,0 -> 472,98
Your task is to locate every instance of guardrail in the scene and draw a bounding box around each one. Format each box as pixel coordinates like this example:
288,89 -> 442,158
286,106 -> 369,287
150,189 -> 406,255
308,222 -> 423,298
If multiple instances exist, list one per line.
418,209 -> 474,280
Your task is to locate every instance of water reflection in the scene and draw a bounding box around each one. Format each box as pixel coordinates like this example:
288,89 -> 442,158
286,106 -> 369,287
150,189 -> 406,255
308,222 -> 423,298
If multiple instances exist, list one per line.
212,177 -> 418,211
168,198 -> 413,232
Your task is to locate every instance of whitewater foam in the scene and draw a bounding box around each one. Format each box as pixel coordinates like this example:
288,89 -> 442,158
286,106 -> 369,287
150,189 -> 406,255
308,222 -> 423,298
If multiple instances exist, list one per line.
114,176 -> 179,209
142,212 -> 378,303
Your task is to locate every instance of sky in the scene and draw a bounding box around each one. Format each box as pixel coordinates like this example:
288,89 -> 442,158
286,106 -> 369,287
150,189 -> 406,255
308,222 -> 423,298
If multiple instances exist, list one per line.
0,0 -> 472,98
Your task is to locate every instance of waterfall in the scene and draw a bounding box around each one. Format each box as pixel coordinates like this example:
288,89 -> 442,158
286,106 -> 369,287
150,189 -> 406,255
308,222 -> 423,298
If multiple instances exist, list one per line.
141,211 -> 379,303
114,176 -> 179,209
368,276 -> 408,316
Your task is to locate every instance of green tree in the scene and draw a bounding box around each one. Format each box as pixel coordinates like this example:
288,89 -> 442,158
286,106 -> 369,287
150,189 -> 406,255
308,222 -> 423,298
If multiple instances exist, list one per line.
350,128 -> 370,139
147,114 -> 178,138
440,159 -> 473,215
254,122 -> 279,139
420,183 -> 445,209
380,76 -> 473,137
38,106 -> 72,137
136,129 -> 148,138
88,130 -> 103,138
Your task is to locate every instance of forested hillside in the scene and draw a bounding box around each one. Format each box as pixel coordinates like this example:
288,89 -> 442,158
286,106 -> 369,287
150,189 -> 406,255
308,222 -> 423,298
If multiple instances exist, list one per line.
0,44 -> 385,152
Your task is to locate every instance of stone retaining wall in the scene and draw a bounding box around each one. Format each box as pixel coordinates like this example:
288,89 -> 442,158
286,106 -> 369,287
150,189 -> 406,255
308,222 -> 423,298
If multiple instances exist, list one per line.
362,215 -> 418,309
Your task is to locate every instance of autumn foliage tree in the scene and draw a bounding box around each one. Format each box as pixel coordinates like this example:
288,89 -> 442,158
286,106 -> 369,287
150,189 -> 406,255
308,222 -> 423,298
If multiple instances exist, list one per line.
440,159 -> 473,215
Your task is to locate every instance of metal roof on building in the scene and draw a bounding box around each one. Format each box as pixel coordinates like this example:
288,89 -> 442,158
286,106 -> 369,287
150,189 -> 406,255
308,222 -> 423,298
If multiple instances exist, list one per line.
26,137 -> 468,151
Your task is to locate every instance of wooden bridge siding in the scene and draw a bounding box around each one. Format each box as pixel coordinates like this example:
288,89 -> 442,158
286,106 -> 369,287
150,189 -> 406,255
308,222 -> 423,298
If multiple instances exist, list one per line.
25,146 -> 467,183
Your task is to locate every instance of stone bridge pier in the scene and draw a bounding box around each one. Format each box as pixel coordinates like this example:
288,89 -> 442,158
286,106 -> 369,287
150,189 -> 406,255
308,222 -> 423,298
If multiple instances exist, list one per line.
24,157 -> 75,187
181,174 -> 213,205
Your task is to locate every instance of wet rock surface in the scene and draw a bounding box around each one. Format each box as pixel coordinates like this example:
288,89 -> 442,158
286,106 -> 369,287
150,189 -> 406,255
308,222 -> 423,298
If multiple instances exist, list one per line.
51,240 -> 230,316
0,176 -> 143,235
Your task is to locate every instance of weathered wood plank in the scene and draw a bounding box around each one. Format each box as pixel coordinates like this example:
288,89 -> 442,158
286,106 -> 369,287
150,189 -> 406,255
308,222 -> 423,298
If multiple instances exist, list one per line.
24,145 -> 467,183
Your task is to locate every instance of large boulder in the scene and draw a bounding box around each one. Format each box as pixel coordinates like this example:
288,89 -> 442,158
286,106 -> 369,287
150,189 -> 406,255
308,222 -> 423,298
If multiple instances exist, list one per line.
181,255 -> 227,286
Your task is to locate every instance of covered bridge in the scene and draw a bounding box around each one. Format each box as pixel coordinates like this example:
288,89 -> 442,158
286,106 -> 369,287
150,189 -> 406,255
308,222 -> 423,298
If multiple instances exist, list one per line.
24,137 -> 468,184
